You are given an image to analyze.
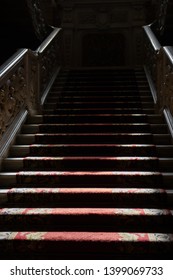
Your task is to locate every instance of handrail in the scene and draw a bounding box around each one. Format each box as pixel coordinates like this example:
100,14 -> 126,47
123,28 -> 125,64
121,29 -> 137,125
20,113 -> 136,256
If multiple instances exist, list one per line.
0,48 -> 28,78
0,47 -> 28,145
143,25 -> 161,52
163,46 -> 173,65
36,27 -> 61,53
143,22 -> 173,134
0,26 -> 62,149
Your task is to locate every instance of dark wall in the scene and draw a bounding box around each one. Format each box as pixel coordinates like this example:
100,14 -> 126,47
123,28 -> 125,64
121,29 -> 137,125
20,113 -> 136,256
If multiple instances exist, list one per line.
0,0 -> 51,65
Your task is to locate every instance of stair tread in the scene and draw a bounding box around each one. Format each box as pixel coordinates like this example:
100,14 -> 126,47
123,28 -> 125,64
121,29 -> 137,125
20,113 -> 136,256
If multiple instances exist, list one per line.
0,207 -> 171,216
1,171 -> 161,175
3,187 -> 166,194
25,123 -> 152,126
5,156 -> 158,160
12,144 -> 157,147
26,132 -> 153,135
0,231 -> 172,242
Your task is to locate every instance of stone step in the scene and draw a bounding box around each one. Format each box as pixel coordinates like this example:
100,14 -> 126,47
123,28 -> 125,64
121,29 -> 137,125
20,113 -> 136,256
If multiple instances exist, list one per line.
16,133 -> 155,145
45,96 -> 152,102
10,144 -> 159,157
52,79 -> 148,84
1,187 -> 167,208
43,108 -> 155,114
26,114 -> 165,124
0,231 -> 172,259
52,85 -> 149,91
0,171 -> 162,187
3,156 -> 159,172
15,133 -> 171,145
49,89 -> 151,96
0,207 -> 172,232
157,145 -> 173,157
44,101 -> 153,110
159,158 -> 173,172
21,123 -> 168,134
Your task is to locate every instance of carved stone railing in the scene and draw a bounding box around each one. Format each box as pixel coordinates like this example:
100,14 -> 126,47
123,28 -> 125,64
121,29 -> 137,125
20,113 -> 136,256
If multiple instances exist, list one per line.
0,49 -> 28,140
27,0 -> 52,41
27,27 -> 62,114
0,27 -> 62,145
160,47 -> 173,114
143,23 -> 173,137
36,28 -> 62,105
143,25 -> 161,104
153,0 -> 169,37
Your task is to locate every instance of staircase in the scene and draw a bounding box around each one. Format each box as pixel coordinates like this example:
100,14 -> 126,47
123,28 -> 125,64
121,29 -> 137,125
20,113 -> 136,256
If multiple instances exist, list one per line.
0,68 -> 173,259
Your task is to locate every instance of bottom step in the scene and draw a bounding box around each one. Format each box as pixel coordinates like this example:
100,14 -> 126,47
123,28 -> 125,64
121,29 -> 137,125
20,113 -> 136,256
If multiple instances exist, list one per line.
0,231 -> 173,259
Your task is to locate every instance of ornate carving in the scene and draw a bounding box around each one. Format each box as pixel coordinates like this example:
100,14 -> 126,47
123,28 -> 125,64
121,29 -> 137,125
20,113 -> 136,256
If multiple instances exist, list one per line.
155,0 -> 169,36
133,3 -> 144,21
26,0 -> 50,40
39,33 -> 61,95
0,64 -> 26,139
27,52 -> 39,114
0,28 -> 62,139
96,11 -> 110,29
110,11 -> 128,23
27,29 -> 62,113
160,50 -> 173,114
78,11 -> 96,24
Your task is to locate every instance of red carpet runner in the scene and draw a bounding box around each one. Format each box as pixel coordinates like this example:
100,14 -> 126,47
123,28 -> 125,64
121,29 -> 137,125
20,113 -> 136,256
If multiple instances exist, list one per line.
0,68 -> 173,259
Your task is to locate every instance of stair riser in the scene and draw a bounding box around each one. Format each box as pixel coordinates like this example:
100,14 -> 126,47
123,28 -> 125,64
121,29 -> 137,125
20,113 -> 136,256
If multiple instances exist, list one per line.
23,124 -> 151,134
16,134 -> 171,145
0,173 -> 162,187
51,102 -> 153,109
6,192 -> 167,208
46,96 -> 152,103
33,134 -> 154,144
53,86 -> 149,91
4,158 -> 159,172
45,102 -> 153,110
11,145 -> 173,159
43,103 -> 154,110
15,173 -> 162,187
43,108 -> 155,114
50,90 -> 151,96
26,115 -> 164,124
152,135 -> 171,145
10,145 -> 158,157
0,215 -> 171,232
43,115 -> 149,123
22,124 -> 167,134
1,239 -> 172,260
157,146 -> 173,157
53,79 -> 148,84
159,160 -> 173,172
56,75 -> 147,80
